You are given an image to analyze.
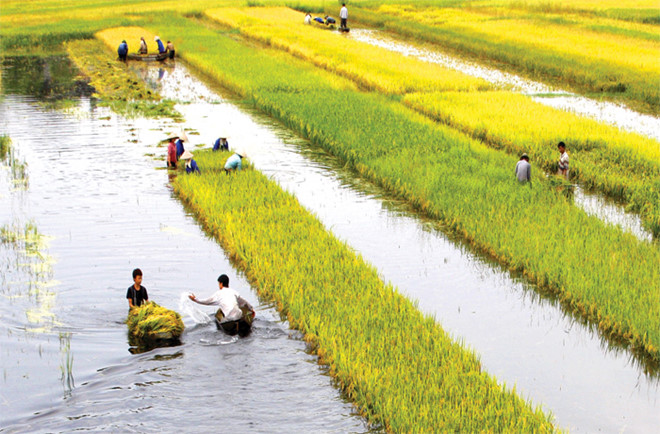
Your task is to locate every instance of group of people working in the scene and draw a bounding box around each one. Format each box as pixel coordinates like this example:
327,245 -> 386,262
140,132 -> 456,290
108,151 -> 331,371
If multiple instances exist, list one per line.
304,3 -> 349,29
127,269 -> 255,323
117,36 -> 175,61
166,133 -> 246,174
515,142 -> 570,184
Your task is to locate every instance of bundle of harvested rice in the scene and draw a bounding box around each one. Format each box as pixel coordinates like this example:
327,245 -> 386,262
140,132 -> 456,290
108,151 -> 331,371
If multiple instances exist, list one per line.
126,302 -> 184,340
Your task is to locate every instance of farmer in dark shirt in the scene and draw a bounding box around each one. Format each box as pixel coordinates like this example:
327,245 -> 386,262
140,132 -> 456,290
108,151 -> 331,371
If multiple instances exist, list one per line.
126,268 -> 149,308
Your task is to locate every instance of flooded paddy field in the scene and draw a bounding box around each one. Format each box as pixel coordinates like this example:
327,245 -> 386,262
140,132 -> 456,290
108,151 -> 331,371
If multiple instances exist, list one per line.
1,55 -> 658,432
0,56 -> 370,433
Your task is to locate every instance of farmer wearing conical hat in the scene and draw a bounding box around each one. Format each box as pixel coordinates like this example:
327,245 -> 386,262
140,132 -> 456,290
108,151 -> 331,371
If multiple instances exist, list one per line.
166,134 -> 179,169
180,150 -> 200,174
224,149 -> 246,173
212,136 -> 229,152
155,36 -> 166,54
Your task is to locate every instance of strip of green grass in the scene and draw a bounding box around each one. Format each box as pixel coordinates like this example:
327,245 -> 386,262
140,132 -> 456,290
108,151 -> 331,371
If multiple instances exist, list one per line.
173,151 -> 556,432
151,15 -> 660,362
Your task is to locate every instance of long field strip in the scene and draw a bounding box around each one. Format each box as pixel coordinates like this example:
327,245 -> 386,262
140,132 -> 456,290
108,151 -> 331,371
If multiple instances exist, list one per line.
204,7 -> 491,94
203,7 -> 660,236
346,2 -> 660,114
2,0 -> 659,429
173,152 -> 555,432
130,16 -> 660,362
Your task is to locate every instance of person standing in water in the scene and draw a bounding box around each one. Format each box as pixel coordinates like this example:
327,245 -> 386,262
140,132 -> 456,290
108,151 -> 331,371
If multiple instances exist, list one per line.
126,268 -> 149,309
340,3 -> 348,30
189,274 -> 255,322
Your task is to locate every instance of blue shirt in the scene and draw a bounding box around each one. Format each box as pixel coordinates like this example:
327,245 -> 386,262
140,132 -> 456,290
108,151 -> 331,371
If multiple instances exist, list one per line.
213,138 -> 229,151
186,159 -> 200,174
157,39 -> 166,54
118,42 -> 128,56
224,154 -> 242,171
176,139 -> 184,158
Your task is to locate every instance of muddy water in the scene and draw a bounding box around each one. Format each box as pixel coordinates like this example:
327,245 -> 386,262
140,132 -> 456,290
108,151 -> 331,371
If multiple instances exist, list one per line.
140,62 -> 659,432
348,29 -> 660,142
0,57 -> 370,432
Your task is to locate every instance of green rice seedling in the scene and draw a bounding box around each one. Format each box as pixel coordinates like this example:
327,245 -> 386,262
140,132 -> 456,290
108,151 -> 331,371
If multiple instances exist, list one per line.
173,151 -> 556,431
126,302 -> 184,340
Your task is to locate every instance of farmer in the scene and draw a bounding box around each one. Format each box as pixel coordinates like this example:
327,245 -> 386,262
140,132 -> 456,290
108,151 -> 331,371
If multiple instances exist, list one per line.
515,153 -> 531,183
224,149 -> 245,173
189,274 -> 255,322
180,150 -> 200,174
212,136 -> 229,152
304,13 -> 312,25
325,15 -> 336,25
313,16 -> 325,24
117,40 -> 128,61
166,40 -> 175,59
138,37 -> 148,54
155,36 -> 166,54
175,137 -> 185,159
557,141 -> 570,179
340,3 -> 348,29
127,268 -> 149,309
166,135 -> 178,169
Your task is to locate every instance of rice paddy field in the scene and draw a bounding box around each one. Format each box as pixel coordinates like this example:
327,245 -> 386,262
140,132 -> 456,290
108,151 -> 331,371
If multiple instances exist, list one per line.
1,0 -> 658,431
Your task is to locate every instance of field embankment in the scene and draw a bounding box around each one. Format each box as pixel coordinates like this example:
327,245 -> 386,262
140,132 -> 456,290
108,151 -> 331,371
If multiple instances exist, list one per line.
173,151 -> 556,432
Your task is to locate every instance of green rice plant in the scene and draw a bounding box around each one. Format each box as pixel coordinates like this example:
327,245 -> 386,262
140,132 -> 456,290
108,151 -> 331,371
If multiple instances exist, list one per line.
402,91 -> 660,235
345,4 -> 660,115
173,151 -> 556,432
204,7 -> 492,94
152,15 -> 660,362
126,302 -> 184,339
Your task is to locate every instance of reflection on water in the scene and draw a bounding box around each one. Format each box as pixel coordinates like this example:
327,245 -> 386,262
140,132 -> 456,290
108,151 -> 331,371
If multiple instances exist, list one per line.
348,29 -> 660,142
141,62 -> 658,432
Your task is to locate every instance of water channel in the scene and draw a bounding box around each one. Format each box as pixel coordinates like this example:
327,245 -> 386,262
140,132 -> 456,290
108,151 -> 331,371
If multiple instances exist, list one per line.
1,57 -> 658,432
0,57 -> 370,433
348,29 -> 660,143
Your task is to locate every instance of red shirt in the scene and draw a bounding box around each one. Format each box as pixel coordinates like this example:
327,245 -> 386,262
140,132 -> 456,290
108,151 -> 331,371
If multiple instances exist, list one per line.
167,140 -> 177,164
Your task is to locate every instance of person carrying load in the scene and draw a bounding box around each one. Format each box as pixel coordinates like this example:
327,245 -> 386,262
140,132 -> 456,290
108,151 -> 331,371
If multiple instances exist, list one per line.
189,274 -> 255,322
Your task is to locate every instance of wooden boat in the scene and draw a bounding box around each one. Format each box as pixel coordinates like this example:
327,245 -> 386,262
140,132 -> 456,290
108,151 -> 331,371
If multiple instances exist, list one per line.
215,306 -> 254,336
127,52 -> 168,62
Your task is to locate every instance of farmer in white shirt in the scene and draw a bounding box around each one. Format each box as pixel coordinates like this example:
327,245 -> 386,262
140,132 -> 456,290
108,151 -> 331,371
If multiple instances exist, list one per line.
557,141 -> 569,179
340,3 -> 348,29
189,274 -> 255,322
